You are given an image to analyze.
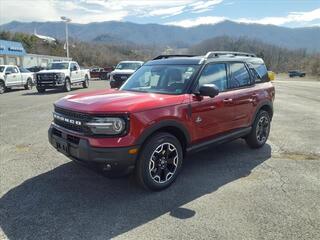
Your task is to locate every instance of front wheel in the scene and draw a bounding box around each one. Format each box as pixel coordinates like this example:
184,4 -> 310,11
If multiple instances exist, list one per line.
135,132 -> 183,190
245,110 -> 271,148
0,81 -> 5,94
24,78 -> 33,90
82,75 -> 89,88
36,87 -> 45,93
64,78 -> 71,92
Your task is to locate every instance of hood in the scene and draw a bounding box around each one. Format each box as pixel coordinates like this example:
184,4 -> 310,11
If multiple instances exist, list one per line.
55,89 -> 185,113
38,69 -> 69,74
111,69 -> 135,75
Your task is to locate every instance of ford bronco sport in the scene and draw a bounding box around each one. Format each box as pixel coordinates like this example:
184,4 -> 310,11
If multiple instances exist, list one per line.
48,51 -> 275,190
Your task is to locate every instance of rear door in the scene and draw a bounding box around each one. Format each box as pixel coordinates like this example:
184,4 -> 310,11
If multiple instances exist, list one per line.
227,62 -> 257,129
190,63 -> 235,142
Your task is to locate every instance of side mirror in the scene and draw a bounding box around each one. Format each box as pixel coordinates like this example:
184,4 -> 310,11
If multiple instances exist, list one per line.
198,84 -> 219,98
268,71 -> 275,81
5,72 -> 11,75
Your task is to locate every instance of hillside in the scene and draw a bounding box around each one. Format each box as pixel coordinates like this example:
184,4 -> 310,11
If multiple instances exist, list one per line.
1,20 -> 320,52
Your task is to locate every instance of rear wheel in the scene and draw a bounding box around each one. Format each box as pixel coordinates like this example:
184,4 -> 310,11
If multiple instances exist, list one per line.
24,78 -> 33,90
37,87 -> 45,93
245,110 -> 271,148
135,132 -> 183,190
82,75 -> 89,88
64,78 -> 71,92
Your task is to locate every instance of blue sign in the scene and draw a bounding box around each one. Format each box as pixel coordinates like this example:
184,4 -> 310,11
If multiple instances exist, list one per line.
0,39 -> 26,56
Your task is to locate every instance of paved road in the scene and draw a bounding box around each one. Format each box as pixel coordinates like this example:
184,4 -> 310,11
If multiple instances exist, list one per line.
0,79 -> 319,240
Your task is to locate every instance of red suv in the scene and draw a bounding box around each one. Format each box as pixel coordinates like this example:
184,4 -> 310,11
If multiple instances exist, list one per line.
48,51 -> 275,190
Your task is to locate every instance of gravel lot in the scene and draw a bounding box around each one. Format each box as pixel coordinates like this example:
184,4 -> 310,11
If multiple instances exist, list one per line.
0,78 -> 319,240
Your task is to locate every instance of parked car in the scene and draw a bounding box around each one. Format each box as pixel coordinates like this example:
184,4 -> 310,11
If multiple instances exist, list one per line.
90,66 -> 114,80
35,61 -> 90,93
288,70 -> 306,77
48,51 -> 275,190
0,65 -> 34,94
109,61 -> 143,88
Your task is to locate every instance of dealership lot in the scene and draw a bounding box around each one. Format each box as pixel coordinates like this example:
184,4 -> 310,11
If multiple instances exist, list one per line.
0,78 -> 319,239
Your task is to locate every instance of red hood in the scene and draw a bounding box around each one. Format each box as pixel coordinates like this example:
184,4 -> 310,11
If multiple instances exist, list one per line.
55,89 -> 185,113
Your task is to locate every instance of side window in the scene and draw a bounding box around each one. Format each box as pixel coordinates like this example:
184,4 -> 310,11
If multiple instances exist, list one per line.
6,67 -> 13,73
198,63 -> 227,91
229,63 -> 251,88
13,67 -> 19,73
253,64 -> 268,83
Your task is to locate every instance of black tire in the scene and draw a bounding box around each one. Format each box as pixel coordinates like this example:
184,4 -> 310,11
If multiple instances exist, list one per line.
82,75 -> 89,88
135,132 -> 183,190
245,110 -> 271,148
64,78 -> 71,92
0,81 -> 5,94
24,78 -> 33,90
37,87 -> 45,93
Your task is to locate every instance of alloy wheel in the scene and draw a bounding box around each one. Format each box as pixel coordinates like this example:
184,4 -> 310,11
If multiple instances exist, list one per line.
149,142 -> 179,183
256,115 -> 269,143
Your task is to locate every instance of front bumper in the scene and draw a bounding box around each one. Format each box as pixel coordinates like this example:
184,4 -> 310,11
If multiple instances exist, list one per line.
48,124 -> 138,175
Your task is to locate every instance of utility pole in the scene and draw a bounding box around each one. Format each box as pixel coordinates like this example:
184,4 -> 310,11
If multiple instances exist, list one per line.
61,16 -> 72,59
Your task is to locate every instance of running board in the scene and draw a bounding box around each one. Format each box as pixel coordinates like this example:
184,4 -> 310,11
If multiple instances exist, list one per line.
186,127 -> 252,153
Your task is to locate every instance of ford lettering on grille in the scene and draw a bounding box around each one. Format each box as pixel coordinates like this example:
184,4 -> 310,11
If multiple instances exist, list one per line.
53,112 -> 82,126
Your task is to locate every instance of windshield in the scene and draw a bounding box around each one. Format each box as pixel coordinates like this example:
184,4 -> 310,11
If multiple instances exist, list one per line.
116,62 -> 141,70
0,66 -> 4,72
120,64 -> 200,94
48,62 -> 69,70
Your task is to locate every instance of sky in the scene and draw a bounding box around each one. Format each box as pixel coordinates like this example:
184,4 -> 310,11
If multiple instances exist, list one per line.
0,0 -> 319,28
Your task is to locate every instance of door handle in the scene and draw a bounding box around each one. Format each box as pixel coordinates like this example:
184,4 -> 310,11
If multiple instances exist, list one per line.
223,98 -> 233,104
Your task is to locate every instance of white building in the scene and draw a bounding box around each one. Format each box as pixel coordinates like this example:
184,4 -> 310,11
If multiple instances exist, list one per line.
0,39 -> 71,68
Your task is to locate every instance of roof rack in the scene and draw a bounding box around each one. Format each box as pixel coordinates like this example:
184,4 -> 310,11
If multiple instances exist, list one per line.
205,51 -> 256,59
153,54 -> 196,60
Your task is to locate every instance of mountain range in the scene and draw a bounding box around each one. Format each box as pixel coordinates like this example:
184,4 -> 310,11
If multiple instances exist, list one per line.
1,20 -> 319,52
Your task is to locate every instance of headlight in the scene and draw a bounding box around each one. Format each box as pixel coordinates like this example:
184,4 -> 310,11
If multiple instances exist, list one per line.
86,117 -> 127,135
56,73 -> 65,80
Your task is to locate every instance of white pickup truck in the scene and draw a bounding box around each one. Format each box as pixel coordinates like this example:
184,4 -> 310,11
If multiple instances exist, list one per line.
0,65 -> 34,94
35,61 -> 90,93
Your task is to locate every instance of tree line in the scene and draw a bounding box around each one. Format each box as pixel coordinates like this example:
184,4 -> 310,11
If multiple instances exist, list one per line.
189,36 -> 320,75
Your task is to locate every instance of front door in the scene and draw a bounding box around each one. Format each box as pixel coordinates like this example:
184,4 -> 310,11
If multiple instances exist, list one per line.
5,67 -> 20,86
190,63 -> 234,142
70,63 -> 80,82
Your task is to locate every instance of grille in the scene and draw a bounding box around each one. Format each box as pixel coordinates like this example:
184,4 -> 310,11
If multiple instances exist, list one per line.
54,106 -> 91,133
113,74 -> 131,81
38,73 -> 55,81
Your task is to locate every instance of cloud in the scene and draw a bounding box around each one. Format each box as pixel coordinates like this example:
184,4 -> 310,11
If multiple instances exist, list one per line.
167,8 -> 320,27
0,0 -> 225,24
149,6 -> 186,17
0,0 -> 60,24
237,8 -> 320,26
167,16 -> 226,27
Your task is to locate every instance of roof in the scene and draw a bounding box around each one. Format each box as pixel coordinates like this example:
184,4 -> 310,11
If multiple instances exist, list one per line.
146,52 -> 264,66
118,61 -> 144,64
0,39 -> 26,56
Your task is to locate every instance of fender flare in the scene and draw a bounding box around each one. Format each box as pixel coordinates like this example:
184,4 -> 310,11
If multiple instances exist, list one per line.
136,119 -> 191,147
251,100 -> 273,125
